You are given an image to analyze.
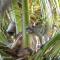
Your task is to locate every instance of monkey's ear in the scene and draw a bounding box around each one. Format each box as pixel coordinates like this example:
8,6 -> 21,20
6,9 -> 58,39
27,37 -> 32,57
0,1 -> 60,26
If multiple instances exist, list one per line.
6,22 -> 16,36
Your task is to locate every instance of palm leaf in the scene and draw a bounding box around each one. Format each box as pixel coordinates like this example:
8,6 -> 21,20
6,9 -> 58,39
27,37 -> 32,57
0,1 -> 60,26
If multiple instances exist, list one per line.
34,32 -> 60,60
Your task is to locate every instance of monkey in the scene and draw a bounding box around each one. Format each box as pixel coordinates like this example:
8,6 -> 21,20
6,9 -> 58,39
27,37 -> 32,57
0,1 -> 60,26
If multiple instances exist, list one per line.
26,22 -> 49,50
6,21 -> 43,52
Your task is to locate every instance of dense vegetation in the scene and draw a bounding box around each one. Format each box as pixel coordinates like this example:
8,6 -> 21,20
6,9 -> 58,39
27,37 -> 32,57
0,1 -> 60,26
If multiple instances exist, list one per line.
0,0 -> 60,60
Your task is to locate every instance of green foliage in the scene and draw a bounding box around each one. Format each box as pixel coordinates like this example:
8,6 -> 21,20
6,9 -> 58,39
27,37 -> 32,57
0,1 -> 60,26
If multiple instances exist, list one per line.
22,0 -> 29,48
34,32 -> 60,60
0,0 -> 60,60
12,0 -> 22,32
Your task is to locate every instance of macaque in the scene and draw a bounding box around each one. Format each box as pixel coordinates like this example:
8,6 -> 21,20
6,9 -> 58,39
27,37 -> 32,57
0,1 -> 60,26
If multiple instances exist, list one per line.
26,22 -> 48,49
6,21 -> 16,36
6,21 -> 45,52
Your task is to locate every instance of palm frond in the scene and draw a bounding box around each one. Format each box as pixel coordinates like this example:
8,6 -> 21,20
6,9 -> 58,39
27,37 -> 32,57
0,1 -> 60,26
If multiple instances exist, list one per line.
34,32 -> 60,60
